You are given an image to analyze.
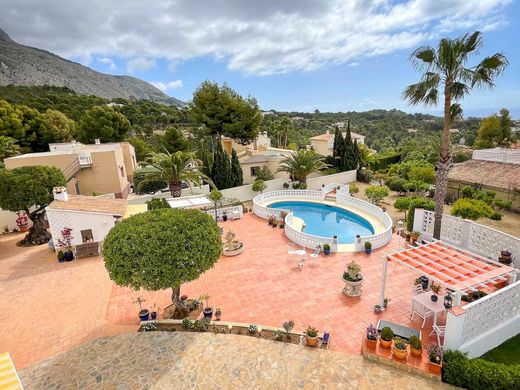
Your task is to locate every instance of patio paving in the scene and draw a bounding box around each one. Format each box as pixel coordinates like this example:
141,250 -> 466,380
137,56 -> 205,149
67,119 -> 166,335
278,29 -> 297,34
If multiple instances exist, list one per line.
0,213 -> 441,371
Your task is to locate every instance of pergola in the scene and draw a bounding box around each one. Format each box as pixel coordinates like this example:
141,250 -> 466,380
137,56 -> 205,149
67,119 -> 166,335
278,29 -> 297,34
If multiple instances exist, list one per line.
379,241 -> 518,307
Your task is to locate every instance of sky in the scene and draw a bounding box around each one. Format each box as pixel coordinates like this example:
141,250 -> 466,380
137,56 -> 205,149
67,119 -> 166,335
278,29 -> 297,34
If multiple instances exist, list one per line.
0,0 -> 519,117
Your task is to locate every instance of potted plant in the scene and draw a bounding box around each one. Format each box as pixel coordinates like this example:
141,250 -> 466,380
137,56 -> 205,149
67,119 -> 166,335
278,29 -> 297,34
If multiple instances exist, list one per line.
383,298 -> 390,309
323,243 -> 331,255
427,344 -> 442,374
200,293 -> 213,319
150,304 -> 158,320
305,325 -> 319,347
248,324 -> 258,335
222,211 -> 228,222
342,261 -> 363,296
57,250 -> 65,263
57,227 -> 75,261
366,324 -> 377,349
134,296 -> 149,321
405,232 -> 411,242
364,241 -> 372,255
15,211 -> 29,232
283,182 -> 290,189
430,282 -> 441,302
409,335 -> 422,357
499,250 -> 512,265
283,320 -> 294,341
374,304 -> 382,313
379,326 -> 393,349
392,337 -> 408,360
215,308 -> 222,321
410,231 -> 420,245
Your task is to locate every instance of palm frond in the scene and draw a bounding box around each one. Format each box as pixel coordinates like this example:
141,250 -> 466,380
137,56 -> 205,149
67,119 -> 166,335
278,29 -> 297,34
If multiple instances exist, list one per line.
450,103 -> 463,121
471,53 -> 509,87
403,72 -> 440,106
277,150 -> 328,183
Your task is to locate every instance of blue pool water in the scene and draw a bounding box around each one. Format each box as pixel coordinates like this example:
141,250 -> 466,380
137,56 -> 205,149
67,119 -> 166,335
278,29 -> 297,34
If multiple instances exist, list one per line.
268,201 -> 374,244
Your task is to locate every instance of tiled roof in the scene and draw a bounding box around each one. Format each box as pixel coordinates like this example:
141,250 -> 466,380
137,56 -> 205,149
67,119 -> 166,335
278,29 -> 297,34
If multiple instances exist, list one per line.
448,160 -> 520,190
48,195 -> 127,215
310,132 -> 365,141
240,155 -> 268,164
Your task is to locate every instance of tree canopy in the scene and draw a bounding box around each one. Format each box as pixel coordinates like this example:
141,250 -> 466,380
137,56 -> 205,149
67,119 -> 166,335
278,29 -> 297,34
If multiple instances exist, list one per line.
474,109 -> 513,149
78,106 -> 131,143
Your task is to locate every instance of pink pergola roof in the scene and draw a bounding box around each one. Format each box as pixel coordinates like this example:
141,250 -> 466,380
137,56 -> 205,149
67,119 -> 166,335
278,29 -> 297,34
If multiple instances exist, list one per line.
387,241 -> 516,292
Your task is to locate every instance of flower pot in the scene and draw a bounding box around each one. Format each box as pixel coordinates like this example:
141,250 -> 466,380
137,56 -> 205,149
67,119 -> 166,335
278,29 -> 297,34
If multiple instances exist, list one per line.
324,248 -> 330,255
374,305 -> 382,313
19,226 -> 29,232
306,334 -> 319,347
215,313 -> 222,321
64,250 -> 74,262
431,294 -> 438,302
366,338 -> 377,349
379,337 -> 392,349
203,307 -> 213,320
428,361 -> 442,375
392,345 -> 408,360
364,248 -> 372,255
222,215 -> 228,221
419,276 -> 429,290
411,346 -> 423,357
150,311 -> 157,320
138,309 -> 149,321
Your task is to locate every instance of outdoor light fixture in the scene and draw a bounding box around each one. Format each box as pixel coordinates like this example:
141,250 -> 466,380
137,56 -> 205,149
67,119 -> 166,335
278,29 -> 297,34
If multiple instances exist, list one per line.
444,293 -> 453,309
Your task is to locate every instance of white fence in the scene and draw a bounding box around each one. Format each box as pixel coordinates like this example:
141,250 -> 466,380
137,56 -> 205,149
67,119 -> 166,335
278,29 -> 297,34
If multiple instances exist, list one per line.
414,209 -> 520,269
203,205 -> 243,221
443,280 -> 520,357
472,148 -> 520,164
253,186 -> 393,252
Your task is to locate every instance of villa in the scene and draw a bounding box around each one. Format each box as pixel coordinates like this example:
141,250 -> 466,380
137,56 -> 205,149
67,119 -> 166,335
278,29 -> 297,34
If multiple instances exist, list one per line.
310,130 -> 365,157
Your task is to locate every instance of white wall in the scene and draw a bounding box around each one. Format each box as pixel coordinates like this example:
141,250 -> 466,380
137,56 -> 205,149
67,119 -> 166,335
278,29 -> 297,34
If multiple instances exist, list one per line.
46,208 -> 118,247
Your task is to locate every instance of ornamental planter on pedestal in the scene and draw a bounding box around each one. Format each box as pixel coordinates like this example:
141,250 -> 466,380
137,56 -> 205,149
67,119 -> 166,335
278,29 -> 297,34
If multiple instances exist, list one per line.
342,261 -> 363,297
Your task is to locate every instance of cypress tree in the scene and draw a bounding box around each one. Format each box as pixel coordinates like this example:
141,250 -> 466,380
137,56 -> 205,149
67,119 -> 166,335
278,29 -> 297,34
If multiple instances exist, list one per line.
352,138 -> 360,170
343,121 -> 357,171
211,139 -> 233,189
332,126 -> 347,170
230,149 -> 243,187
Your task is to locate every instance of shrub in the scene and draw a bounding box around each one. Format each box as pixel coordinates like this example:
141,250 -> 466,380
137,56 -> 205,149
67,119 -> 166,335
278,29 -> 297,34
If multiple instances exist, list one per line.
409,335 -> 422,350
451,198 -> 494,220
364,241 -> 372,249
357,168 -> 373,183
406,197 -> 435,231
365,185 -> 389,205
292,182 -> 300,189
283,182 -> 290,189
461,185 -> 475,199
394,197 -> 412,217
380,327 -> 394,341
146,198 -> 170,210
489,211 -> 502,220
387,176 -> 408,195
255,166 -> 274,181
181,319 -> 193,329
443,350 -> 520,390
369,152 -> 402,171
273,329 -> 284,341
349,183 -> 359,196
252,179 -> 267,193
493,199 -> 512,211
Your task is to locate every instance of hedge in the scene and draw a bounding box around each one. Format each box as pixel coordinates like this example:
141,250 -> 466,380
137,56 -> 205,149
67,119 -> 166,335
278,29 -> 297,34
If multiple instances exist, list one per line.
369,152 -> 402,171
443,350 -> 520,390
406,197 -> 434,232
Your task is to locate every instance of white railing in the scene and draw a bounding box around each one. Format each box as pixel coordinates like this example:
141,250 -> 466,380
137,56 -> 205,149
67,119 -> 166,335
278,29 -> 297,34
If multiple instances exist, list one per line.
472,148 -> 520,165
78,152 -> 93,167
253,187 -> 393,252
203,205 -> 243,220
444,280 -> 520,357
414,209 -> 520,269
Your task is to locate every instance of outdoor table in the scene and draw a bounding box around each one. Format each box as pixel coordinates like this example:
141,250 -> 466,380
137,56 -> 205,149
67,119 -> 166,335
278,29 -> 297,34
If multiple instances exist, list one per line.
412,291 -> 446,325
376,319 -> 420,341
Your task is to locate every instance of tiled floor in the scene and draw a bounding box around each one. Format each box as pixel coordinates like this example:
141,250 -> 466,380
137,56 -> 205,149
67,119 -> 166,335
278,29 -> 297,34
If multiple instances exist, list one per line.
0,213 -> 442,370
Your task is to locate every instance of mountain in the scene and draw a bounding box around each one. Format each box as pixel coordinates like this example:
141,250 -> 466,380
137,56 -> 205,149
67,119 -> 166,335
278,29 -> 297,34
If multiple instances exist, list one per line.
0,28 -> 184,106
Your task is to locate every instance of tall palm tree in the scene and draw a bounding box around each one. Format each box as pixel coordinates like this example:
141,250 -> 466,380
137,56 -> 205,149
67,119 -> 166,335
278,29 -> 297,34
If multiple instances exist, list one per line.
403,31 -> 507,239
277,150 -> 328,185
141,151 -> 212,197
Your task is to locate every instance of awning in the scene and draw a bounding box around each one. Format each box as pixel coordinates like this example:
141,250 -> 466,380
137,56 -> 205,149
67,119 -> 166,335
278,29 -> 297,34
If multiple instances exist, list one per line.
167,196 -> 212,209
0,352 -> 23,389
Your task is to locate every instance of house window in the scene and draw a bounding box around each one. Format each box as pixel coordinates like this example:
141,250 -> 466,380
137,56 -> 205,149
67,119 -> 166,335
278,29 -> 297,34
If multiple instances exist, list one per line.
120,166 -> 125,177
81,229 -> 94,243
250,166 -> 260,176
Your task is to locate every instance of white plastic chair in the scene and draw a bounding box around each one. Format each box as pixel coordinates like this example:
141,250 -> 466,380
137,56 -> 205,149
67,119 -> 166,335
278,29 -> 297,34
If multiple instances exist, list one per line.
309,244 -> 320,259
429,324 -> 446,346
287,243 -> 298,262
412,284 -> 424,295
411,303 -> 433,328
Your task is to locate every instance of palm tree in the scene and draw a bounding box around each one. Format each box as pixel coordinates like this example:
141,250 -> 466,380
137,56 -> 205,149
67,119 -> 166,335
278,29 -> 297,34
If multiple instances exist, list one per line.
277,150 -> 328,186
403,31 -> 507,239
141,151 -> 212,197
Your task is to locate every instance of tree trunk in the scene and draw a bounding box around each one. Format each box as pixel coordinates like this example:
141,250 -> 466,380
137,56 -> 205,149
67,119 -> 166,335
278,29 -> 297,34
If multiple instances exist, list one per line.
18,211 -> 51,246
171,286 -> 190,318
169,180 -> 182,197
433,87 -> 452,240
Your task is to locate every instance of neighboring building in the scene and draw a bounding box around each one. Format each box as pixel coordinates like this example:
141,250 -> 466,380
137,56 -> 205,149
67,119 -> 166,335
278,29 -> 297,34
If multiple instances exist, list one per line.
407,128 -> 418,133
449,128 -> 460,133
447,148 -> 520,210
310,130 -> 365,157
46,187 -> 126,257
4,141 -> 136,198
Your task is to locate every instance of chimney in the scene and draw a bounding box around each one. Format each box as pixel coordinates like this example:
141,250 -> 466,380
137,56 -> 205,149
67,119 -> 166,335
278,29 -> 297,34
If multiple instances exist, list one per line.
94,139 -> 101,145
53,187 -> 69,202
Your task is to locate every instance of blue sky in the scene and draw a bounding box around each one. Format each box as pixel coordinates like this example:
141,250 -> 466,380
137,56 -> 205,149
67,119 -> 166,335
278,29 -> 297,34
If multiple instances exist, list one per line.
2,0 -> 519,117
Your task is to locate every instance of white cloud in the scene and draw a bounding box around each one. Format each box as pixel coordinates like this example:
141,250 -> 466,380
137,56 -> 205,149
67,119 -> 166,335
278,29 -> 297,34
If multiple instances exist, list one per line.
126,57 -> 156,73
98,56 -> 116,70
0,0 -> 511,76
151,80 -> 183,91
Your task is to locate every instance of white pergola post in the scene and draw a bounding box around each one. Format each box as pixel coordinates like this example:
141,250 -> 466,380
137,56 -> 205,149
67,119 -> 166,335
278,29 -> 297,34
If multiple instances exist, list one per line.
453,290 -> 463,306
379,255 -> 388,308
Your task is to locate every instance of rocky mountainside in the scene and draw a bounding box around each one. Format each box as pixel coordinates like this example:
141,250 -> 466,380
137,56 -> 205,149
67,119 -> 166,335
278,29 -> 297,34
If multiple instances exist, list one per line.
0,28 -> 184,106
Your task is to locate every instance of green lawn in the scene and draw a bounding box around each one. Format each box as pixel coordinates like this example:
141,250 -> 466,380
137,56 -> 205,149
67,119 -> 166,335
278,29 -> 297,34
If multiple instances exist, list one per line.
481,335 -> 520,365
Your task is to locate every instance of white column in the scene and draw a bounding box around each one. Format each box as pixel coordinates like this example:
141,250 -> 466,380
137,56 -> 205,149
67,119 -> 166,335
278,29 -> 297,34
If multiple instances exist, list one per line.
443,310 -> 466,352
453,291 -> 463,306
379,256 -> 388,307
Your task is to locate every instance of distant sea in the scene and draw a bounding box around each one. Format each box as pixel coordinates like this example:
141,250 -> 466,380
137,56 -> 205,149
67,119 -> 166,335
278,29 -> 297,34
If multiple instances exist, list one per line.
417,107 -> 520,119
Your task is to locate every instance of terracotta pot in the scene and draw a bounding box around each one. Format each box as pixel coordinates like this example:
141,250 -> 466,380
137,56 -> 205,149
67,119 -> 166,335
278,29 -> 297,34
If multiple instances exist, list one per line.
411,346 -> 422,357
393,345 -> 408,360
366,338 -> 377,349
428,361 -> 442,375
19,226 -> 29,232
379,337 -> 392,349
306,335 -> 319,347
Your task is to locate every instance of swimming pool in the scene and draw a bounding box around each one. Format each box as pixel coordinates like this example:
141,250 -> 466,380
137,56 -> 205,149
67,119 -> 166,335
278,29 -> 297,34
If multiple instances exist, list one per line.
268,201 -> 374,244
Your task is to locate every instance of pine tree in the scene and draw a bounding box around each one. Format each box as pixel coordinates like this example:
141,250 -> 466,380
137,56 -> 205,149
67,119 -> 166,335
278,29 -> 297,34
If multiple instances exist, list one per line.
230,149 -> 243,187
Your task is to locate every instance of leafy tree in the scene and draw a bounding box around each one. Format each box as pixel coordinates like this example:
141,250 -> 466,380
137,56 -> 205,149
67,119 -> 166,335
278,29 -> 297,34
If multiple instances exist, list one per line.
210,140 -> 233,189
0,136 -> 21,162
451,198 -> 494,221
277,150 -> 327,185
255,165 -> 273,181
146,198 -> 170,210
404,31 -> 508,239
0,99 -> 27,143
126,136 -> 155,162
230,149 -> 244,187
408,165 -> 435,185
140,151 -> 210,197
406,197 -> 435,232
133,167 -> 167,194
252,179 -> 267,194
208,189 -> 223,220
0,166 -> 65,245
103,208 -> 222,318
41,109 -> 75,143
365,185 -> 389,205
394,197 -> 413,219
474,109 -> 513,148
162,126 -> 190,153
78,106 -> 131,143
387,176 -> 408,196
498,108 -> 513,147
349,183 -> 359,196
192,81 -> 261,142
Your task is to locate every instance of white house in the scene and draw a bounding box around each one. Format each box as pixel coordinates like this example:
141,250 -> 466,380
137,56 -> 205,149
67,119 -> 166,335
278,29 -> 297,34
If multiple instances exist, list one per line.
46,187 -> 127,257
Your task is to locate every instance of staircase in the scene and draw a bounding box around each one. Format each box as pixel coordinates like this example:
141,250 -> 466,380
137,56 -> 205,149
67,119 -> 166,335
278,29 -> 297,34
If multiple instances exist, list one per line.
62,157 -> 81,181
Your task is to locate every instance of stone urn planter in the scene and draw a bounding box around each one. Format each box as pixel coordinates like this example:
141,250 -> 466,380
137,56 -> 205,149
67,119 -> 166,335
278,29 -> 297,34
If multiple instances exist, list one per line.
342,261 -> 363,297
222,230 -> 245,256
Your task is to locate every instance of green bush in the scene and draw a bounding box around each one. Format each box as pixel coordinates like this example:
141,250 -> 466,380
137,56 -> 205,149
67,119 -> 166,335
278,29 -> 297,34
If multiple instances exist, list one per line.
387,177 -> 408,195
406,197 -> 435,232
394,197 -> 412,217
408,335 -> 422,350
369,152 -> 402,171
443,350 -> 520,390
365,185 -> 389,205
493,199 -> 512,211
357,168 -> 373,183
451,198 -> 494,221
146,198 -> 170,210
380,326 -> 394,341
